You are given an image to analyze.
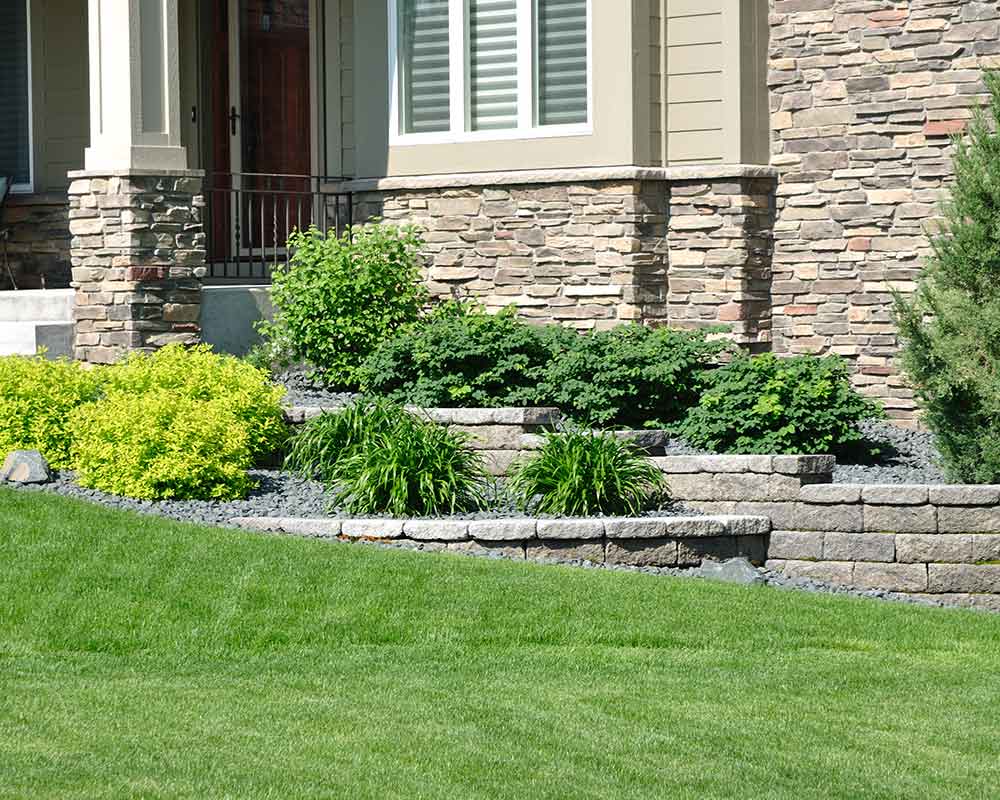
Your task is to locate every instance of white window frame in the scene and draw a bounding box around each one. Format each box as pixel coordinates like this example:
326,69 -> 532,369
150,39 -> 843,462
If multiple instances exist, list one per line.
9,0 -> 34,193
387,0 -> 592,146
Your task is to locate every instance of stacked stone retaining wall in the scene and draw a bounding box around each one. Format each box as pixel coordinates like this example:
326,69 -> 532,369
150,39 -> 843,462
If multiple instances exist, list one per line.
0,195 -> 72,290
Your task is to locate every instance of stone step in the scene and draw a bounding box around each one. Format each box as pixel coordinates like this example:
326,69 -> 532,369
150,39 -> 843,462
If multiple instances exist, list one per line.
0,288 -> 74,322
0,321 -> 74,359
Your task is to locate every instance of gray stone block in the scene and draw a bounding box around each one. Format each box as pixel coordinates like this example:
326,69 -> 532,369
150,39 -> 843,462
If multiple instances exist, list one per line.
702,455 -> 775,473
527,540 -> 605,564
468,519 -> 537,542
972,534 -> 1000,563
773,455 -> 836,475
768,474 -> 809,501
481,450 -> 520,477
650,456 -> 707,474
937,506 -> 1000,534
447,541 -> 525,560
896,534 -> 973,564
662,473 -> 716,501
448,425 -> 526,450
823,532 -> 895,563
604,517 -> 724,539
928,485 -> 1000,506
768,531 -> 824,560
861,485 -> 929,505
341,519 -> 405,540
798,484 -> 862,504
1,450 -> 52,484
712,473 -> 773,501
731,501 -> 800,531
795,503 -> 864,532
928,564 -> 1000,594
677,536 -> 740,566
864,504 -> 937,534
536,519 -> 605,540
605,538 -> 678,567
853,563 -> 928,593
717,515 -> 772,537
778,559 -> 855,585
403,520 -> 471,541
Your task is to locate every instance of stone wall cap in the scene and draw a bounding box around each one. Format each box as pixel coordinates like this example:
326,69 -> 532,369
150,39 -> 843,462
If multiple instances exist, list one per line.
67,168 -> 207,178
333,164 -> 779,193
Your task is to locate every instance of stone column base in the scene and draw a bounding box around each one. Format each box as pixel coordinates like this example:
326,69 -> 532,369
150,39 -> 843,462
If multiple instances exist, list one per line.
67,169 -> 207,364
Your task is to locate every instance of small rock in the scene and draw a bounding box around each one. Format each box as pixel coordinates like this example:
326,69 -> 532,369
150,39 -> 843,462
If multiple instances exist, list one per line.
1,450 -> 53,485
695,558 -> 764,586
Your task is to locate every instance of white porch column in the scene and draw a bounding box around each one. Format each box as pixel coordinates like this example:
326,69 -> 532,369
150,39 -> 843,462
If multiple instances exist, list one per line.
84,0 -> 188,171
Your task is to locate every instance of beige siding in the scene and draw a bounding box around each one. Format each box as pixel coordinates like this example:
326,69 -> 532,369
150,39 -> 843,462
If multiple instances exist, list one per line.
665,0 -> 724,164
30,0 -> 89,192
648,3 -> 662,166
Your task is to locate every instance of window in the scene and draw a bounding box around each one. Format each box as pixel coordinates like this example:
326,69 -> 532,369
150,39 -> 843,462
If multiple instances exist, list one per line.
391,0 -> 590,143
0,0 -> 32,191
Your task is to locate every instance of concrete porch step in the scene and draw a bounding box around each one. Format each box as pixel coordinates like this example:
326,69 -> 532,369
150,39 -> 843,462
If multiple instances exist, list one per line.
0,288 -> 74,322
0,321 -> 74,359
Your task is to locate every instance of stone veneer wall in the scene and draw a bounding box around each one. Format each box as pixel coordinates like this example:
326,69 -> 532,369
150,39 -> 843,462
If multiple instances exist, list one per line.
67,171 -> 207,364
347,167 -> 776,345
768,0 -> 998,420
0,196 -> 72,290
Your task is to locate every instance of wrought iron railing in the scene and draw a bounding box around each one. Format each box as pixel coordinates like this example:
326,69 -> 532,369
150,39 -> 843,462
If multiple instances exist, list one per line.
204,172 -> 353,282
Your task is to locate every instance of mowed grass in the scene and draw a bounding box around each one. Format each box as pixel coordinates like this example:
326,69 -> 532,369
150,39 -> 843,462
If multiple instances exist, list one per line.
1,488 -> 999,800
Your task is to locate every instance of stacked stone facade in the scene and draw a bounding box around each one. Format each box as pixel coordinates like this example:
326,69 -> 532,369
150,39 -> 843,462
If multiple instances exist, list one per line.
0,196 -> 72,290
350,168 -> 776,341
768,0 -> 998,420
67,171 -> 206,364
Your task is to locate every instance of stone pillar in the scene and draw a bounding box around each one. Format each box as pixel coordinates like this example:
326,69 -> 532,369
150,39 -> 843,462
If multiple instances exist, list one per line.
71,0 -> 204,363
68,172 -> 206,363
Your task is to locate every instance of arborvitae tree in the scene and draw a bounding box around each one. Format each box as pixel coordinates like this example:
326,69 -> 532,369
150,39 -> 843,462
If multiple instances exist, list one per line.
895,71 -> 1000,483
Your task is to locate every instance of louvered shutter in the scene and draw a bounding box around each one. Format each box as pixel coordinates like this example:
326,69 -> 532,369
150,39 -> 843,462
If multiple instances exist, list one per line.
536,0 -> 587,126
399,0 -> 451,134
469,0 -> 518,131
0,0 -> 31,185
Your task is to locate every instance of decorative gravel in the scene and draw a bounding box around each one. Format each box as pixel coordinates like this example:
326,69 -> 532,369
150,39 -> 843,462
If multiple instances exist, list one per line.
277,370 -> 357,408
833,419 -> 947,485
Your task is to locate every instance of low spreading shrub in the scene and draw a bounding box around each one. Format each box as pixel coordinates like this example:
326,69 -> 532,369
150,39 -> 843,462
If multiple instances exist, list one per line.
508,429 -> 668,516
358,303 -> 567,407
531,325 -> 731,428
0,355 -> 105,469
287,398 -> 488,516
676,353 -> 880,456
70,390 -> 254,500
894,71 -> 1000,483
105,344 -> 287,460
262,224 -> 428,388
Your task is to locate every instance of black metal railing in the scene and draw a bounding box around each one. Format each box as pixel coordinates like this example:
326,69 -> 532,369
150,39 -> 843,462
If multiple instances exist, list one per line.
204,172 -> 353,282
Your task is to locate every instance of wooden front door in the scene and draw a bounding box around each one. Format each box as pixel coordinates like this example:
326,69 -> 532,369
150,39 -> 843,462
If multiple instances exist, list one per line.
206,0 -> 312,273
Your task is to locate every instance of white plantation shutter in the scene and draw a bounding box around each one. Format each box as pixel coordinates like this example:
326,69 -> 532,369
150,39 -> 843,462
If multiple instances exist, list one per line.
399,0 -> 451,134
469,0 -> 519,131
0,0 -> 31,185
536,0 -> 588,126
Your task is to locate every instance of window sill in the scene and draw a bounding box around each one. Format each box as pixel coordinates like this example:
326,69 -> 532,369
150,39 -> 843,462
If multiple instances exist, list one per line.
389,124 -> 593,148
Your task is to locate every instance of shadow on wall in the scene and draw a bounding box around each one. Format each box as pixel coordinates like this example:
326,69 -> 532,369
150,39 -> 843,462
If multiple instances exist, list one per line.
201,285 -> 274,357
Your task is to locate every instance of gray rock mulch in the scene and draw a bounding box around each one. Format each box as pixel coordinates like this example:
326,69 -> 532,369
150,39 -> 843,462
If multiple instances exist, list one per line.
833,419 -> 947,485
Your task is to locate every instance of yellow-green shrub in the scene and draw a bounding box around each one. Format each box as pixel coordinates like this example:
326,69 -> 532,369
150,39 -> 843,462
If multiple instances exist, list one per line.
104,344 -> 288,459
0,355 -> 105,469
70,390 -> 254,500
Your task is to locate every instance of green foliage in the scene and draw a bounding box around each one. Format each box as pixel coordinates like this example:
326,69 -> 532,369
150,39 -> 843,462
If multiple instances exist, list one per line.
287,398 -> 488,516
263,223 -> 429,388
895,71 -> 1000,483
532,325 -> 731,428
105,344 -> 287,460
0,355 -> 105,469
358,303 -> 566,407
508,428 -> 668,516
70,390 -> 254,500
676,353 -> 880,455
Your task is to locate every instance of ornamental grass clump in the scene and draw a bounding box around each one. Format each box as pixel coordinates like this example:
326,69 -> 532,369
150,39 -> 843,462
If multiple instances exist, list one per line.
287,399 -> 488,517
509,429 -> 668,516
0,354 -> 105,469
676,353 -> 880,456
894,71 -> 1000,483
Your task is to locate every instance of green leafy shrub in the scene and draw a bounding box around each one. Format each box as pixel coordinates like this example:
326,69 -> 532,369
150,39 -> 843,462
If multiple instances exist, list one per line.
0,355 -> 105,469
532,325 -> 731,428
286,398 -> 488,516
676,353 -> 880,455
263,224 -> 428,388
508,429 -> 668,516
895,72 -> 1000,483
358,303 -> 568,407
70,390 -> 254,500
105,344 -> 287,460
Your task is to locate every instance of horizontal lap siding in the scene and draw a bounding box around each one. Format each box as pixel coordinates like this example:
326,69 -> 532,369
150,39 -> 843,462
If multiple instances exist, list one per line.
665,0 -> 723,164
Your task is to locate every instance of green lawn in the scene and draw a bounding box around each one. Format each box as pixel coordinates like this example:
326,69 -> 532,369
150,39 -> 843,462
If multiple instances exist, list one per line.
1,488 -> 999,800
